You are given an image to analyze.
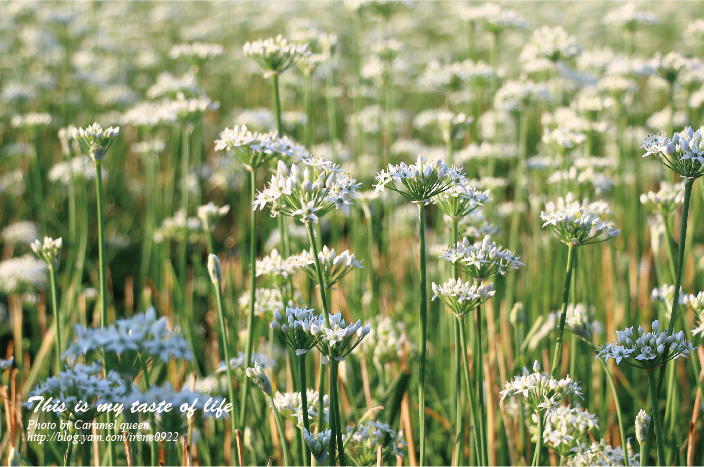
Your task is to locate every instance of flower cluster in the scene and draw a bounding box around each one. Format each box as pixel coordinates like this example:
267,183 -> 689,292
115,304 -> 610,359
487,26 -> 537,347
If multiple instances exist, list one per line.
256,249 -> 309,282
214,125 -> 305,171
26,362 -> 128,422
541,195 -> 620,246
431,278 -> 495,317
422,59 -> 495,93
169,42 -> 224,62
246,362 -> 273,396
642,126 -> 704,180
596,320 -> 696,368
651,52 -> 687,84
604,2 -> 657,30
11,113 -> 52,132
685,292 -> 704,336
375,156 -> 467,204
500,361 -> 583,412
72,123 -> 120,162
243,35 -> 311,76
64,308 -> 192,367
566,439 -> 640,467
640,182 -> 684,216
31,236 -> 63,269
153,210 -> 204,243
272,306 -> 325,355
651,284 -> 687,318
238,288 -> 286,319
303,428 -> 331,464
432,184 -> 490,221
494,80 -> 551,113
2,221 -> 39,246
254,158 -> 360,223
361,315 -> 415,366
528,405 -> 598,459
274,389 -> 329,427
317,312 -> 371,361
295,246 -> 363,289
0,255 -> 47,294
344,420 -> 406,464
521,26 -> 581,64
197,202 -> 230,229
413,109 -> 471,143
440,235 -> 523,278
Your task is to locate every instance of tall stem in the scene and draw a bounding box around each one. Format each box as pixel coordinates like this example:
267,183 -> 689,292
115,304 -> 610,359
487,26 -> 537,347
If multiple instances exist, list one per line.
272,74 -> 283,135
417,203 -> 428,466
239,169 -> 258,429
305,74 -> 314,149
213,274 -> 241,466
178,125 -> 191,307
531,413 -> 543,467
95,160 -> 116,465
49,267 -> 61,372
550,244 -> 576,376
270,398 -> 291,466
299,355 -> 310,466
331,361 -> 345,465
450,220 -> 463,466
475,305 -> 488,466
657,180 -> 693,393
648,370 -> 666,466
458,316 -> 482,465
598,358 -> 629,467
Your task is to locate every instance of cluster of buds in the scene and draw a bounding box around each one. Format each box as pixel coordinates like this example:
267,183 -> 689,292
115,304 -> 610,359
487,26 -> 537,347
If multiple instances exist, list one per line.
73,123 -> 120,162
440,235 -> 523,279
303,428 -> 331,464
374,156 -> 467,205
295,246 -> 363,289
214,125 -> 305,171
541,194 -> 620,246
431,278 -> 495,317
244,35 -> 311,76
31,237 -> 63,269
500,361 -> 583,412
272,306 -> 324,355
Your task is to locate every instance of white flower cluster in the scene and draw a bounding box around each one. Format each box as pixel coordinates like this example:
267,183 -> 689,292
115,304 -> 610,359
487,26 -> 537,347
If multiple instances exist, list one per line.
642,126 -> 704,180
500,361 -> 583,412
433,184 -> 490,221
197,202 -> 230,228
303,428 -> 331,464
494,80 -> 551,112
547,167 -> 613,196
521,26 -> 581,64
460,211 -> 501,239
360,315 -> 415,366
541,194 -> 620,246
603,2 -> 657,30
31,236 -> 63,268
26,362 -> 128,421
272,305 -> 325,355
64,308 -> 192,364
11,112 -> 52,131
651,284 -> 687,318
596,320 -> 695,368
685,292 -> 704,336
238,287 -> 287,319
218,351 -> 276,375
165,96 -> 219,123
440,235 -> 523,278
169,42 -> 224,61
147,72 -> 202,99
2,221 -> 39,246
254,158 -> 361,223
256,249 -> 309,282
246,362 -> 273,396
243,35 -> 310,75
344,420 -> 406,463
413,109 -> 470,143
318,312 -> 371,361
421,59 -> 495,92
456,142 -> 517,163
121,101 -> 179,128
0,255 -> 47,294
295,246 -> 363,289
431,278 -> 495,316
72,123 -> 120,162
375,156 -> 466,204
542,126 -> 587,152
274,389 -> 329,427
566,439 -> 640,467
651,51 -> 688,84
153,209 -> 204,243
528,405 -> 598,459
214,125 -> 305,171
466,3 -> 527,33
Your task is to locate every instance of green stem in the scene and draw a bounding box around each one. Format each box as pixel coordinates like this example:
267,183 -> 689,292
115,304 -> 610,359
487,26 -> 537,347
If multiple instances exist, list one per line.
598,358 -> 629,467
49,266 -> 61,372
657,180 -> 693,394
305,222 -> 331,326
417,203 -> 428,466
531,413 -> 543,467
331,361 -> 345,465
451,220 -> 463,466
551,244 -> 576,376
32,137 -> 47,234
95,159 -> 116,466
272,74 -> 283,135
305,74 -> 313,149
648,370 -> 666,466
475,305 -> 488,466
240,169 -> 258,430
178,125 -> 191,309
270,397 -> 291,466
138,355 -> 159,467
299,354 -> 310,466
457,316 -> 482,466
212,275 -> 241,466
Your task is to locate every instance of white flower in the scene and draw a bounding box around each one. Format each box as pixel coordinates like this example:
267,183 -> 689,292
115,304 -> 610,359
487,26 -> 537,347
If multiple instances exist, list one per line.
31,236 -> 63,269
2,221 -> 39,246
642,126 -> 704,179
431,278 -> 495,316
294,246 -> 363,289
244,35 -> 310,76
541,194 -> 620,246
272,305 -> 325,355
254,158 -> 360,223
246,363 -> 272,396
528,405 -> 598,459
303,428 -> 331,464
72,123 -> 120,162
274,390 -> 329,427
640,182 -> 684,217
635,409 -> 650,444
603,2 -> 657,30
596,320 -> 696,369
500,361 -> 583,412
0,255 -> 47,294
374,155 -> 467,204
214,125 -> 305,171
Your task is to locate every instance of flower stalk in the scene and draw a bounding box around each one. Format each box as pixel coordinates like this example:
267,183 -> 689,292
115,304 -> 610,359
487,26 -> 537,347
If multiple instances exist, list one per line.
551,244 -> 576,376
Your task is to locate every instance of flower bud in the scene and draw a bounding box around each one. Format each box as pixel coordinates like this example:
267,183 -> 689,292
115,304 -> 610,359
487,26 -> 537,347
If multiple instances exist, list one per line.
207,254 -> 222,285
635,409 -> 650,444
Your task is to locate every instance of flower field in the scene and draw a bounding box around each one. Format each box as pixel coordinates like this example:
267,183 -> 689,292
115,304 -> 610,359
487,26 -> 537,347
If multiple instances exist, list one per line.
2,1 -> 704,466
